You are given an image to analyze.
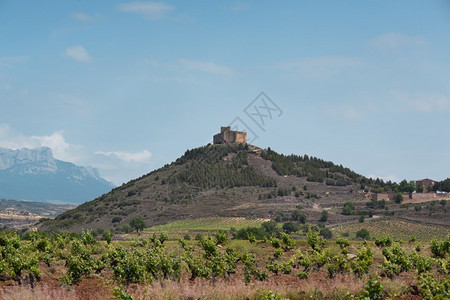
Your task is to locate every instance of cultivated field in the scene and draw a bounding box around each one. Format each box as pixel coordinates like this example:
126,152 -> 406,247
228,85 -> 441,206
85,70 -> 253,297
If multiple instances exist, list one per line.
0,227 -> 448,299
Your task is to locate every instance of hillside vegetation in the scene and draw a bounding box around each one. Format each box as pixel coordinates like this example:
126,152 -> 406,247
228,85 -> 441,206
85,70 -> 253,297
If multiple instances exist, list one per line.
38,143 -> 449,234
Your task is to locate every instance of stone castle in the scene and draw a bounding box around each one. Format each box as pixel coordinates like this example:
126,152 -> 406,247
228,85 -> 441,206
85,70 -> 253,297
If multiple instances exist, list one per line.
213,126 -> 247,144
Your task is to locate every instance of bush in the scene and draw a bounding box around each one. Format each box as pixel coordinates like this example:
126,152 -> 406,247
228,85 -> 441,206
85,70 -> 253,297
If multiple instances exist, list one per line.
342,202 -> 355,215
214,230 -> 228,245
306,229 -> 326,252
320,210 -> 329,222
395,192 -> 404,204
282,222 -> 300,234
356,229 -> 370,240
291,209 -> 307,223
375,236 -> 392,247
319,228 -> 332,239
359,277 -> 384,299
233,227 -> 266,240
112,217 -> 122,223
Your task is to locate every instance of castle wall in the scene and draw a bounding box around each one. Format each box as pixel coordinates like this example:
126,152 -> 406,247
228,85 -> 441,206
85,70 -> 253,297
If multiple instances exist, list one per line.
371,192 -> 396,201
235,132 -> 247,143
404,192 -> 450,203
213,127 -> 247,144
371,191 -> 450,204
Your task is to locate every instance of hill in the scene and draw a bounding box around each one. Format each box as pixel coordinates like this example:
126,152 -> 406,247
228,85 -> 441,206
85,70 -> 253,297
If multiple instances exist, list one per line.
0,198 -> 75,229
38,143 -> 449,233
0,147 -> 115,204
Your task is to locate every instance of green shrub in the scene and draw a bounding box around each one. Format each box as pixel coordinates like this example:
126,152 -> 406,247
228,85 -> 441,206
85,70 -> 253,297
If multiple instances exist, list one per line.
319,228 -> 332,239
359,277 -> 384,299
356,229 -> 370,240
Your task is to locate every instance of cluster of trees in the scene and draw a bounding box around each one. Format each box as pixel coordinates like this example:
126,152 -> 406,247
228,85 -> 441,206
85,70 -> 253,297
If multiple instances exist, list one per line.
175,162 -> 276,189
261,148 -> 363,186
433,178 -> 450,193
173,144 -> 276,189
370,179 -> 419,194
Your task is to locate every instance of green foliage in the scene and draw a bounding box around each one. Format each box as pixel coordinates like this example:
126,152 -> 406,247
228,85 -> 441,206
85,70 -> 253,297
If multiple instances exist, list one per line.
295,250 -> 312,272
270,237 -> 281,249
409,251 -> 433,274
375,236 -> 392,247
261,148 -> 362,185
282,222 -> 299,234
356,229 -> 370,240
233,226 -> 266,240
319,228 -> 332,239
241,252 -> 269,283
366,199 -> 386,209
214,230 -> 228,245
433,178 -> 450,192
280,233 -> 295,251
430,234 -> 450,258
380,244 -> 412,278
103,231 -> 113,244
351,246 -> 373,276
359,277 -> 384,300
81,230 -> 97,246
291,209 -> 307,223
319,210 -> 329,222
113,287 -> 135,300
327,254 -> 350,278
342,202 -> 355,215
418,272 -> 450,299
395,192 -> 404,204
307,229 -> 326,252
175,144 -> 276,189
112,216 -> 122,223
296,271 -> 309,279
129,217 -> 146,233
336,237 -> 350,249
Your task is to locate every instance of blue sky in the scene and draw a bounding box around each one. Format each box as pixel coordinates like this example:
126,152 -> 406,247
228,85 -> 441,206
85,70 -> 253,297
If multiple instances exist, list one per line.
1,0 -> 449,185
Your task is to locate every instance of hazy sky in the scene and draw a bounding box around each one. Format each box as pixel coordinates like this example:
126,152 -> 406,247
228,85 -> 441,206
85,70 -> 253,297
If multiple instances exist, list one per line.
1,1 -> 449,185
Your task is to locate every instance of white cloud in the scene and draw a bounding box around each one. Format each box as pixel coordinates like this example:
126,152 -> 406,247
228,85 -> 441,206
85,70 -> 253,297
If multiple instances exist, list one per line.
229,1 -> 248,11
65,45 -> 93,63
367,33 -> 425,54
276,56 -> 363,79
117,1 -> 174,20
179,58 -> 234,76
0,124 -> 154,185
95,150 -> 152,163
325,105 -> 362,120
71,12 -> 102,22
0,124 -> 82,163
0,56 -> 29,67
392,91 -> 450,112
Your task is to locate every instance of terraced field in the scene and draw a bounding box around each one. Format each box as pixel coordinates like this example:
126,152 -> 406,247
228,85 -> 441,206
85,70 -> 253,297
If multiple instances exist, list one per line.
332,218 -> 449,241
145,217 -> 269,232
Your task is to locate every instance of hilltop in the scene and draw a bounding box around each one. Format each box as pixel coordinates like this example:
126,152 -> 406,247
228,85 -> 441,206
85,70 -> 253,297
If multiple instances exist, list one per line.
38,142 -> 421,233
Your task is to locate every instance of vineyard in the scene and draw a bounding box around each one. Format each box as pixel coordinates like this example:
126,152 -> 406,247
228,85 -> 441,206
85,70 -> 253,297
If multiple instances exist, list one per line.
332,219 -> 449,241
0,228 -> 448,299
146,217 -> 269,232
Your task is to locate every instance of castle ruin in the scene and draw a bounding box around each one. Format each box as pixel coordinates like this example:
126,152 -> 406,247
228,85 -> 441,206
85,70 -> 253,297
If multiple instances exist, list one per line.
213,126 -> 247,144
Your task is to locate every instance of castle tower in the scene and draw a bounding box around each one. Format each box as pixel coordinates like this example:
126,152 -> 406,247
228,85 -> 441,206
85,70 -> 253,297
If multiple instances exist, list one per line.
213,126 -> 247,144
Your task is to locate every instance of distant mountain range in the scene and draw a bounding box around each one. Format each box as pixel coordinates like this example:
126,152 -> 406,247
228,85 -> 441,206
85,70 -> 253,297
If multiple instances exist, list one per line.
0,147 -> 114,204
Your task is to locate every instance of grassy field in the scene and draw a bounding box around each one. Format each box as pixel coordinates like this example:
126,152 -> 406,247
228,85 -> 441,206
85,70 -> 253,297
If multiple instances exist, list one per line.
145,217 -> 269,232
332,218 -> 449,241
